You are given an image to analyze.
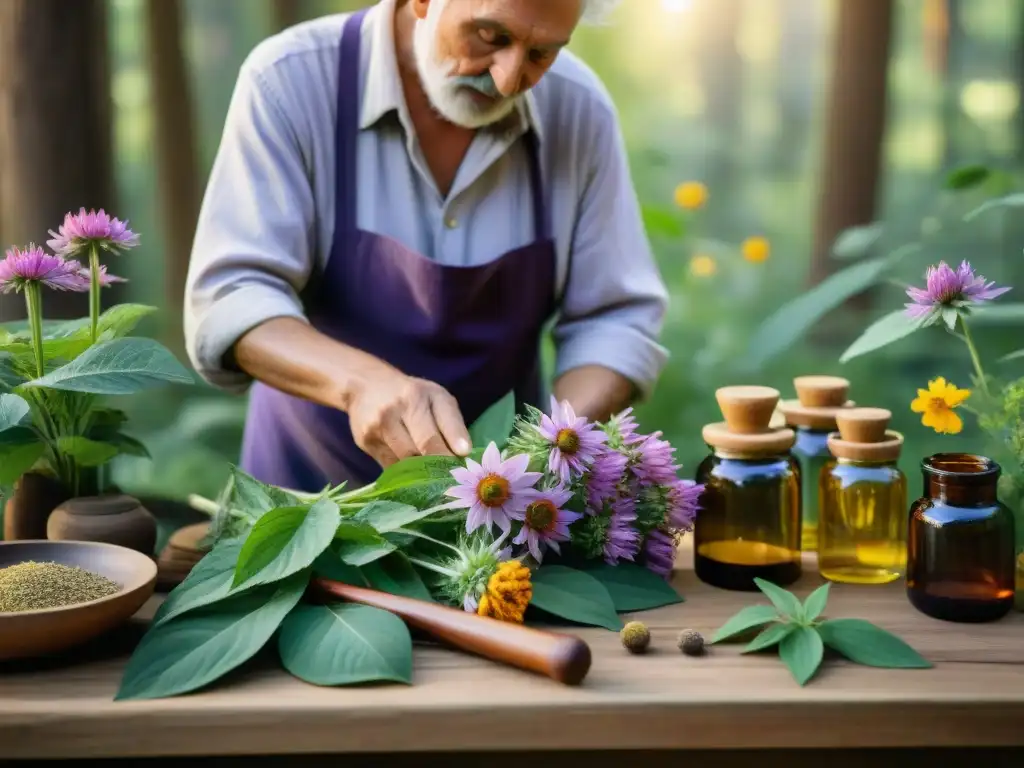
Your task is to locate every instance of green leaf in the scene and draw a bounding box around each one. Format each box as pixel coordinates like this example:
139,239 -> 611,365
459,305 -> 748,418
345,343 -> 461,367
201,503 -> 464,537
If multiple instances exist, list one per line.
742,622 -> 796,654
832,222 -> 883,260
641,205 -> 686,239
151,539 -> 246,628
468,391 -> 516,450
0,427 -> 45,485
745,256 -> 898,369
839,310 -> 923,363
969,303 -> 1024,324
530,565 -> 623,631
779,626 -> 824,686
334,519 -> 383,543
233,498 -> 341,588
0,393 -> 30,430
945,164 -> 991,191
312,547 -> 368,585
115,572 -> 307,701
372,455 -> 461,493
22,337 -> 194,394
336,535 -> 397,567
353,500 -> 439,533
964,192 -> 1024,221
278,603 -> 413,686
56,436 -> 120,467
102,432 -> 151,458
710,605 -> 780,643
86,406 -> 129,437
754,578 -> 804,620
998,348 -> 1024,364
583,562 -> 684,611
0,353 -> 24,391
91,303 -> 158,339
802,582 -> 831,622
817,619 -> 932,669
361,553 -> 434,602
229,467 -> 302,515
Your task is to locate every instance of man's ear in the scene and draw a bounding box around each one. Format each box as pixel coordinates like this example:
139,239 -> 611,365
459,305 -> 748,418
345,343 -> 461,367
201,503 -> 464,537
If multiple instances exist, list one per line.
410,0 -> 430,21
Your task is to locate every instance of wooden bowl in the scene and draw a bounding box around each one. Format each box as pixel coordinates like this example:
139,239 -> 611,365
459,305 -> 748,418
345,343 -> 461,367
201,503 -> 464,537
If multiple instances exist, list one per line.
0,540 -> 157,661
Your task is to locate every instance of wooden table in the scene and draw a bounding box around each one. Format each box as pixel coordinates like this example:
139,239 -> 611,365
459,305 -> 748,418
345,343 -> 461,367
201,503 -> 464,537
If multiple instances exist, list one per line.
2,541 -> 1023,766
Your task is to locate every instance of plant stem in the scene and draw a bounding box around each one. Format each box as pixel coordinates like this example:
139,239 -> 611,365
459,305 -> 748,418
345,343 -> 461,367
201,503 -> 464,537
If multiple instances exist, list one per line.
395,527 -> 464,557
188,494 -> 221,516
23,283 -> 44,379
89,243 -> 101,344
960,317 -> 990,397
406,555 -> 458,578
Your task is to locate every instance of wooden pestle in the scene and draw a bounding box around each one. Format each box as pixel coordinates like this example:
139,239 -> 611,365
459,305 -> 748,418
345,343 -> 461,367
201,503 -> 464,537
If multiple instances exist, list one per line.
311,578 -> 593,686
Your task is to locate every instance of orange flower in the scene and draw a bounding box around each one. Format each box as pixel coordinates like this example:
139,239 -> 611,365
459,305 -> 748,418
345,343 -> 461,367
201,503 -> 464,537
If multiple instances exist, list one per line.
674,182 -> 708,211
742,236 -> 770,263
910,377 -> 971,434
477,560 -> 532,623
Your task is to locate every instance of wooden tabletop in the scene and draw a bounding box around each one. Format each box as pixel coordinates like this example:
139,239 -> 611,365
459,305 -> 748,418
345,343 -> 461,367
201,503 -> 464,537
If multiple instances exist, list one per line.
1,541 -> 1023,760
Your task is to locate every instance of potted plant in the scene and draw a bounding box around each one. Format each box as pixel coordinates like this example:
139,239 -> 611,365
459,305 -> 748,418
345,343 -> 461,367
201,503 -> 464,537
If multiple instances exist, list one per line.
0,209 -> 193,548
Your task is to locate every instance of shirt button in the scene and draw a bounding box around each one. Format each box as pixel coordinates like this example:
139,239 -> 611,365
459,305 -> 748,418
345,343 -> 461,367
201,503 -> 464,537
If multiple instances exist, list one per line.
445,217 -> 458,229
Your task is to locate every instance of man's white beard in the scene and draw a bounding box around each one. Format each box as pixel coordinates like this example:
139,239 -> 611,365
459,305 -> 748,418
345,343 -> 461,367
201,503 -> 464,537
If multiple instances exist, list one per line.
412,1 -> 519,129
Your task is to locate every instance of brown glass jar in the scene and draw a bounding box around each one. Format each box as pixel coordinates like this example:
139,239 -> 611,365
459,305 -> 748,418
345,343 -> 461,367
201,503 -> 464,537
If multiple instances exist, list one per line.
907,454 -> 1016,623
779,375 -> 855,552
695,386 -> 802,591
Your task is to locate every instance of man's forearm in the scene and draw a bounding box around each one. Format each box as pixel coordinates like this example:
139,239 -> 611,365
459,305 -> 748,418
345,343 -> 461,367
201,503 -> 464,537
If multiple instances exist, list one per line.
552,365 -> 635,423
233,317 -> 398,412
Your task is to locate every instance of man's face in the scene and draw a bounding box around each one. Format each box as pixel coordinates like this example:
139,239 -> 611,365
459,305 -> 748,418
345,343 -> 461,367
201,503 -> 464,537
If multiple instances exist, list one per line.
412,0 -> 581,129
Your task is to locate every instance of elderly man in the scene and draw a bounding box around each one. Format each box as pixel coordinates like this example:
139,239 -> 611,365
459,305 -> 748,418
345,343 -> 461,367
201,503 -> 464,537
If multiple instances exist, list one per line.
184,0 -> 669,492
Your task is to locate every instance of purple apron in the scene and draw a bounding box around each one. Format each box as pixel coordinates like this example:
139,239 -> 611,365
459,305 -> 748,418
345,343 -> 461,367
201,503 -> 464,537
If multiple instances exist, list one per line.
239,7 -> 559,492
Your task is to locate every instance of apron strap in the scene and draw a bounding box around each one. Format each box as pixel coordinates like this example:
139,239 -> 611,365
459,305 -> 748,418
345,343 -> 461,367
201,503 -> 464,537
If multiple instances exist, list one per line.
335,8 -> 370,242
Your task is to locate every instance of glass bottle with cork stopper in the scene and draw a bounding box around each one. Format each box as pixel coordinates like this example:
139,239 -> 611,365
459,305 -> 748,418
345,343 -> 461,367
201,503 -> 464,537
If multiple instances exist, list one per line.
695,385 -> 802,591
907,453 -> 1016,623
779,375 -> 854,552
818,407 -> 907,585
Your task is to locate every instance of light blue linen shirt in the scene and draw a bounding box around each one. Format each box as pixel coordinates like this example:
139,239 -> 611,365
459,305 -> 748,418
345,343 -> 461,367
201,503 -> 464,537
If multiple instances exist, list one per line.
183,0 -> 669,397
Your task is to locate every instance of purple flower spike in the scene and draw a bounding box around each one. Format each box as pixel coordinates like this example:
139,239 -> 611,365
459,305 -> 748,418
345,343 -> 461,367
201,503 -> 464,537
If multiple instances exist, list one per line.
603,497 -> 641,565
630,431 -> 681,486
0,245 -> 87,294
666,479 -> 703,531
905,260 -> 1010,322
47,208 -> 140,258
643,528 -> 677,579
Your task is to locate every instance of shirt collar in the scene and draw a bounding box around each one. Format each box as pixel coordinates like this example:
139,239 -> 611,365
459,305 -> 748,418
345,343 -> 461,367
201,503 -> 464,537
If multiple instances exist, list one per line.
358,0 -> 545,142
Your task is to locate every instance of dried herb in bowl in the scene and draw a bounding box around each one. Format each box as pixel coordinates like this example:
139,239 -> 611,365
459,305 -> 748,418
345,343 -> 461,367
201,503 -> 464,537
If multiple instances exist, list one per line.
0,561 -> 121,613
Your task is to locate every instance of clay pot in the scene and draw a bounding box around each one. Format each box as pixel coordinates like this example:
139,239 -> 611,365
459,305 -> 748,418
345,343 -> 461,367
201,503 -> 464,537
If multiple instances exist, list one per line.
3,472 -> 72,542
47,494 -> 157,556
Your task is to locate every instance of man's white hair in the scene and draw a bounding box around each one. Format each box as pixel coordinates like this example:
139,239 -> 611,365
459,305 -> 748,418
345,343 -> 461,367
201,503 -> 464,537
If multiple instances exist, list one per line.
580,0 -> 623,24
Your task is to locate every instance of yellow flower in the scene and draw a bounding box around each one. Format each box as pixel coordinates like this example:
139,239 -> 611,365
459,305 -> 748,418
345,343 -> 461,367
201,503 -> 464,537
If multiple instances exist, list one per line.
674,181 -> 708,211
689,253 -> 717,277
742,236 -> 770,263
910,377 -> 971,434
477,560 -> 532,623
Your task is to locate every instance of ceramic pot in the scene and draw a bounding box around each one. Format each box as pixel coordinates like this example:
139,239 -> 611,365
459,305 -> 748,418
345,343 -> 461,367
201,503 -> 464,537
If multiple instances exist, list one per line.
47,494 -> 157,556
3,472 -> 72,542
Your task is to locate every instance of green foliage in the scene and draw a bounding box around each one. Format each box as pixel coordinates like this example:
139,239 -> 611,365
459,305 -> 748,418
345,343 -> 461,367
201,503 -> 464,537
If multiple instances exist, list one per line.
278,603 -> 413,686
583,562 -> 684,611
530,565 -> 624,631
839,310 -> 924,363
711,579 -> 930,686
468,390 -> 516,451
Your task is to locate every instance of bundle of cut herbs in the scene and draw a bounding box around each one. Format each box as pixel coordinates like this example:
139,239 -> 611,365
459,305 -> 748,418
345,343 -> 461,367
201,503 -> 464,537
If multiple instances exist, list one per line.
115,396 -> 703,700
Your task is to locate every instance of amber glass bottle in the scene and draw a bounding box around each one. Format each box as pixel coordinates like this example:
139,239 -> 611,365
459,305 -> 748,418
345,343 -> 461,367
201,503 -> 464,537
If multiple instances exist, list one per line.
695,386 -> 802,591
818,408 -> 907,584
907,454 -> 1016,623
780,375 -> 854,552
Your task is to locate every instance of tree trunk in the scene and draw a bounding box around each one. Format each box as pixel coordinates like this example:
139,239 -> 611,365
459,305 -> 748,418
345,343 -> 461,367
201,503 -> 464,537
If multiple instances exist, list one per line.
809,0 -> 894,293
145,0 -> 201,357
0,0 -> 120,322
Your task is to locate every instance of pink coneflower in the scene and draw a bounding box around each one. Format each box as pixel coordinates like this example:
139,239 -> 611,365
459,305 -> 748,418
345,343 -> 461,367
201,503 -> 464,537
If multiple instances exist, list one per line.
666,480 -> 703,531
586,448 -> 628,510
905,260 -> 1009,321
603,497 -> 641,565
445,443 -> 542,535
510,485 -> 579,563
47,208 -> 140,258
0,245 -> 86,294
644,528 -> 677,579
535,396 -> 607,484
630,431 -> 681,486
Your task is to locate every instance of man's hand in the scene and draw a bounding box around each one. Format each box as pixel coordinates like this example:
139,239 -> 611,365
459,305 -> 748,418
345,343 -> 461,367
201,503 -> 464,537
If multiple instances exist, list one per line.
347,372 -> 472,468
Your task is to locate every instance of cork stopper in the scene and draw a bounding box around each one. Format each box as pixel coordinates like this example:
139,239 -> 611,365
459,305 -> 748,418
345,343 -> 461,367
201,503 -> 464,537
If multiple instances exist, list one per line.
779,375 -> 855,431
703,386 -> 795,457
827,407 -> 903,462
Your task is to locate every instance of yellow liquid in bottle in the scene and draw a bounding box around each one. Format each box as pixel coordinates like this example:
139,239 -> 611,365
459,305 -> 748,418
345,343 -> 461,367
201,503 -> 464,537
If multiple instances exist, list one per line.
819,460 -> 907,585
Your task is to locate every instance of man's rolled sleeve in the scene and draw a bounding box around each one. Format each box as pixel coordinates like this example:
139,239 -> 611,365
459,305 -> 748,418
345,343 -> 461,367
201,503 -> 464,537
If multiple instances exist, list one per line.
552,103 -> 669,400
183,55 -> 316,393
